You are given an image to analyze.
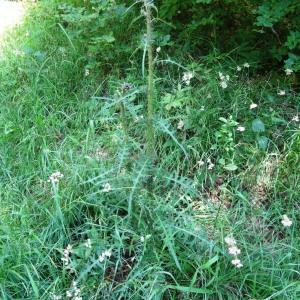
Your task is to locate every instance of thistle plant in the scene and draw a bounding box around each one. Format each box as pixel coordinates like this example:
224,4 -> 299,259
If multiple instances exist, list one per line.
143,0 -> 155,159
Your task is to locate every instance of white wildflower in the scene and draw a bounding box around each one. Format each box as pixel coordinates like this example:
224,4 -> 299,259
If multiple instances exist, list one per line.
156,46 -> 161,53
200,106 -> 205,111
197,160 -> 205,167
177,120 -> 184,130
98,254 -> 105,262
237,126 -> 245,132
231,258 -> 243,268
292,115 -> 299,122
250,103 -> 258,110
228,246 -> 241,256
237,66 -> 242,72
66,291 -> 72,298
281,215 -> 292,227
219,72 -> 225,81
98,249 -> 112,262
103,249 -> 112,258
278,90 -> 286,96
225,236 -> 236,246
220,81 -> 228,89
134,115 -> 144,123
141,234 -> 151,243
84,239 -> 92,249
102,183 -> 111,193
208,163 -> 215,170
61,244 -> 72,266
85,69 -> 90,77
285,68 -> 293,76
182,71 -> 194,85
48,171 -> 64,183
243,63 -> 250,68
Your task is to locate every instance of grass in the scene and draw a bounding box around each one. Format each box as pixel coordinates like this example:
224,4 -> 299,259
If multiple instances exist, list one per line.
0,1 -> 299,299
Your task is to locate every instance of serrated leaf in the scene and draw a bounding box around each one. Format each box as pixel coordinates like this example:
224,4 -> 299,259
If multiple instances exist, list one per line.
257,136 -> 269,150
252,118 -> 265,132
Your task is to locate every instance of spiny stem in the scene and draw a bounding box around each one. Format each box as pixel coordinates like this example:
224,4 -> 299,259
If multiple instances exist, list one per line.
144,0 -> 155,159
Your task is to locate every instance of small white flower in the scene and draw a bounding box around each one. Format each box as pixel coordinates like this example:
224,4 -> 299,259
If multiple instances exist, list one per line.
102,183 -> 111,193
103,249 -> 112,258
197,160 -> 205,167
51,295 -> 62,300
231,258 -> 243,268
228,246 -> 241,256
85,69 -> 90,77
207,93 -> 212,99
177,120 -> 184,130
250,103 -> 258,110
226,75 -> 230,81
208,163 -> 215,170
84,239 -> 92,248
220,81 -> 228,89
243,63 -> 250,68
141,234 -> 151,242
285,68 -> 293,76
278,90 -> 286,96
48,171 -> 64,183
292,115 -> 299,122
98,254 -> 105,262
156,46 -> 161,53
66,291 -> 73,298
281,215 -> 292,227
237,126 -> 245,132
237,66 -> 242,72
218,72 -> 225,81
225,236 -> 236,246
200,105 -> 205,111
134,115 -> 144,123
182,71 -> 194,85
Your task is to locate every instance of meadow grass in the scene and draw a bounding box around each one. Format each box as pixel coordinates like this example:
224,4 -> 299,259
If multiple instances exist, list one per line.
0,1 -> 299,299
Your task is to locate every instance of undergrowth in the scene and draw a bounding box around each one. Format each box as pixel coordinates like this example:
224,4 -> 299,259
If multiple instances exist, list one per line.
0,1 -> 299,299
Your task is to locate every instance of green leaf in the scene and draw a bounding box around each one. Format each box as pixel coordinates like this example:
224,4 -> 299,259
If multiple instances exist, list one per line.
224,163 -> 238,171
252,118 -> 265,132
257,136 -> 269,150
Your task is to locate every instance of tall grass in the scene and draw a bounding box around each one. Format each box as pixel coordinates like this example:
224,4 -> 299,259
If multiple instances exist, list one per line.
0,1 -> 299,299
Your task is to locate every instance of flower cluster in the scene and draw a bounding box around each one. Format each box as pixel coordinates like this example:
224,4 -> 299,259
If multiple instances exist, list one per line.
285,68 -> 293,76
66,281 -> 82,300
98,249 -> 112,262
48,171 -> 64,183
225,236 -> 243,268
292,115 -> 299,122
219,72 -> 230,89
196,158 -> 215,170
281,215 -> 292,227
61,244 -> 72,267
182,71 -> 194,85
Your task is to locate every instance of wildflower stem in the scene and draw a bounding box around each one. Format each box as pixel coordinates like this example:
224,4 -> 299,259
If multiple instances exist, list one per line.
144,0 -> 155,159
